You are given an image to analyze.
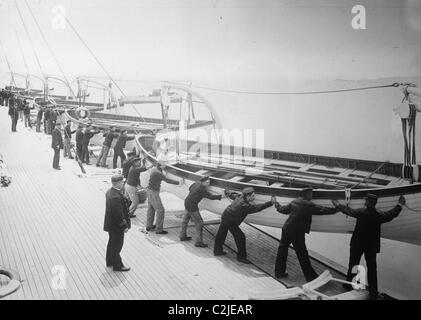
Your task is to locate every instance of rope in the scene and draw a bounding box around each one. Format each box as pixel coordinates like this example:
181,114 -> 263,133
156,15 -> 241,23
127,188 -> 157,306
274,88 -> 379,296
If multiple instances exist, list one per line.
404,204 -> 421,213
190,83 -> 400,96
61,13 -> 147,124
24,0 -> 74,96
15,0 -> 45,77
15,29 -> 29,76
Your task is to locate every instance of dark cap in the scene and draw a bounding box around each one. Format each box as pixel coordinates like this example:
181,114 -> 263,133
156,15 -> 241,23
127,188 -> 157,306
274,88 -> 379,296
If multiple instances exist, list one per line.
127,151 -> 136,157
365,193 -> 378,200
111,174 -> 124,183
242,187 -> 255,195
132,157 -> 142,162
200,175 -> 210,182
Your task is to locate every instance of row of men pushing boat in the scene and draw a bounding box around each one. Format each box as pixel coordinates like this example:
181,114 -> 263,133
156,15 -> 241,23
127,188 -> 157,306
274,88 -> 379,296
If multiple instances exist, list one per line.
105,156 -> 406,300
1,89 -> 408,300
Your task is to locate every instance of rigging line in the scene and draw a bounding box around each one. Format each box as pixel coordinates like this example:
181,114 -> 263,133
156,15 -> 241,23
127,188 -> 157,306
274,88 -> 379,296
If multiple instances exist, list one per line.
24,0 -> 73,96
0,41 -> 14,74
14,0 -> 45,77
62,14 -> 147,123
15,29 -> 29,74
191,83 -> 399,95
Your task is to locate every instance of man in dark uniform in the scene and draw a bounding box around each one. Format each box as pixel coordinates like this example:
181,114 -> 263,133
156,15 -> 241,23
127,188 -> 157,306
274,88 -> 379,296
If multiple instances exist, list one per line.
75,124 -> 84,161
81,125 -> 100,164
8,95 -> 19,132
125,157 -> 148,218
146,161 -> 180,234
214,187 -> 274,263
332,194 -> 405,299
180,176 -> 222,247
274,187 -> 338,281
36,106 -> 44,132
122,151 -> 137,179
49,109 -> 58,135
96,127 -> 119,167
104,174 -> 131,272
51,122 -> 64,170
23,100 -> 32,128
113,129 -> 135,169
64,120 -> 76,159
44,107 -> 51,134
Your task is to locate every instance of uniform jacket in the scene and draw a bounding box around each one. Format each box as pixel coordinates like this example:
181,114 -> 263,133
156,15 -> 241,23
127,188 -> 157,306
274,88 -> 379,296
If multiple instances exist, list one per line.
51,128 -> 64,149
64,125 -> 76,139
103,187 -> 131,233
222,191 -> 272,226
335,203 -> 402,252
122,158 -> 136,179
126,165 -> 147,187
82,129 -> 99,146
102,130 -> 119,147
184,182 -> 222,212
148,167 -> 179,191
114,134 -> 135,150
275,198 -> 337,234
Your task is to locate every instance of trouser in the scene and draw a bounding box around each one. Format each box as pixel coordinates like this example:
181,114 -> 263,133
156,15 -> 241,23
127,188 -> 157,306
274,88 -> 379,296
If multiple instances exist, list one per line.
125,184 -> 139,215
146,188 -> 165,232
36,118 -> 42,132
19,111 -> 24,121
24,114 -> 32,128
180,209 -> 204,244
113,148 -> 126,169
52,147 -> 61,168
64,138 -> 72,157
106,231 -> 124,268
96,145 -> 110,166
81,144 -> 90,163
214,217 -> 247,260
346,245 -> 378,298
275,228 -> 318,282
11,116 -> 17,132
76,143 -> 82,161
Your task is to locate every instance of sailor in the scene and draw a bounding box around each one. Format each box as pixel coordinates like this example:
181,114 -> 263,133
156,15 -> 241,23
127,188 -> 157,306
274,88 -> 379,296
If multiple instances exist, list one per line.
63,120 -> 76,159
51,122 -> 64,170
96,127 -> 119,168
113,129 -> 135,169
36,106 -> 44,132
81,125 -> 100,165
49,109 -> 58,135
44,107 -> 51,134
274,187 -> 338,281
146,161 -> 180,234
104,174 -> 131,272
179,176 -> 222,247
332,194 -> 406,300
75,124 -> 84,161
213,187 -> 274,263
122,151 -> 137,180
22,99 -> 32,128
8,95 -> 19,132
125,157 -> 148,218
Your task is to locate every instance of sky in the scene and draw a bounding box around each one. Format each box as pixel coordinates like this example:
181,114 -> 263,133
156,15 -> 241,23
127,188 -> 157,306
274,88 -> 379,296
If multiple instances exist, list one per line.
0,0 -> 420,85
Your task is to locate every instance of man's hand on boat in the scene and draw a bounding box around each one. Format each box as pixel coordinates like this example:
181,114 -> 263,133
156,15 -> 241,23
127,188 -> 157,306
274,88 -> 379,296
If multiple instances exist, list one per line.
398,195 -> 406,206
331,199 -> 340,207
271,196 -> 277,204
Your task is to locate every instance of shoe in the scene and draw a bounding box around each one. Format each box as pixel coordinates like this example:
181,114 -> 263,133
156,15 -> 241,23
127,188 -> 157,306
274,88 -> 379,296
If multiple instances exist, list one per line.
129,214 -> 136,218
69,157 -> 74,159
53,167 -> 62,170
214,251 -> 227,256
180,236 -> 192,241
146,225 -> 156,231
275,272 -> 289,279
113,266 -> 130,272
305,274 -> 319,282
195,242 -> 208,248
237,258 -> 251,264
155,230 -> 168,235
96,164 -> 100,167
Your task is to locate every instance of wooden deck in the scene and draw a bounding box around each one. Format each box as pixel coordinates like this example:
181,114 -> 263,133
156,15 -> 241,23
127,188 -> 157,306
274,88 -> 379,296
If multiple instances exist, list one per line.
0,108 -> 348,300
